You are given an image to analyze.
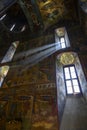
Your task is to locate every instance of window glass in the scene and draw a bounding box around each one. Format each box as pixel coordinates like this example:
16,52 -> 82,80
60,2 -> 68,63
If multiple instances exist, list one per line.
72,79 -> 80,93
71,71 -> 76,78
64,67 -> 69,73
65,73 -> 70,79
67,87 -> 73,94
60,37 -> 66,48
72,79 -> 78,86
66,80 -> 72,87
64,68 -> 70,79
10,24 -> 15,31
73,85 -> 80,93
0,14 -> 6,21
60,37 -> 64,43
61,43 -> 66,48
70,67 -> 77,78
64,65 -> 81,95
70,66 -> 75,72
66,80 -> 73,94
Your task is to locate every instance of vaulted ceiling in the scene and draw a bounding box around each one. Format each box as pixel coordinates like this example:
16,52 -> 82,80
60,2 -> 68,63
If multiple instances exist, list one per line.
0,0 -> 87,61
0,0 -> 83,56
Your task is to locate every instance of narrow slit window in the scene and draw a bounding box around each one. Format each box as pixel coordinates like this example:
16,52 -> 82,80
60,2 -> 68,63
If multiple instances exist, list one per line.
0,14 -> 7,21
0,41 -> 19,87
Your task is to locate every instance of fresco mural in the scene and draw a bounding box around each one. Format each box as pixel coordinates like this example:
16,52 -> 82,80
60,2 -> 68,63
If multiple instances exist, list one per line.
36,0 -> 78,29
0,0 -> 79,38
31,95 -> 58,130
37,0 -> 66,28
0,96 -> 33,130
0,86 -> 59,130
4,55 -> 55,88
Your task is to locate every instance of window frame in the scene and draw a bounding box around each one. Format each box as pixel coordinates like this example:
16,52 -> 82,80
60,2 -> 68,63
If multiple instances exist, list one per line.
59,36 -> 66,49
63,64 -> 82,95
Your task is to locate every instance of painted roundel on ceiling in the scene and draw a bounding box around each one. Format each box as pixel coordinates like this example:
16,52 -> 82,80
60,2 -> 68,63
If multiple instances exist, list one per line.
59,52 -> 75,65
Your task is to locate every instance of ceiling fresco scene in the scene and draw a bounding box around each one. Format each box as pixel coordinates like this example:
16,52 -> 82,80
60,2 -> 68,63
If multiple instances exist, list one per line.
0,0 -> 79,34
0,0 -> 84,58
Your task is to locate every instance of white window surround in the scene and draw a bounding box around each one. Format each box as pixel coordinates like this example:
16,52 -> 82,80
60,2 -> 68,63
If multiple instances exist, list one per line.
0,41 -> 19,87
